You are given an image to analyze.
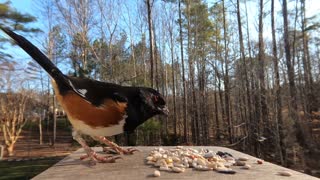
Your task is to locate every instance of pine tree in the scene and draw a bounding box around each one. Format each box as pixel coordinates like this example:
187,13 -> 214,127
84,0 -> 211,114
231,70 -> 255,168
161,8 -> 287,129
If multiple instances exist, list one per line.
0,1 -> 39,61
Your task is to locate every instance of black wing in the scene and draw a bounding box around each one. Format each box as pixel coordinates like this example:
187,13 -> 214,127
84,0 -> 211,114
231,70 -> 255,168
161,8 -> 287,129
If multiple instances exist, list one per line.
67,77 -> 129,107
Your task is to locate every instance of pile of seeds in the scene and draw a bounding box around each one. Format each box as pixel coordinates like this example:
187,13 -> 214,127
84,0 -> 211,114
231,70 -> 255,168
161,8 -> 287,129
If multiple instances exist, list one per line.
145,146 -> 255,175
145,146 -> 294,177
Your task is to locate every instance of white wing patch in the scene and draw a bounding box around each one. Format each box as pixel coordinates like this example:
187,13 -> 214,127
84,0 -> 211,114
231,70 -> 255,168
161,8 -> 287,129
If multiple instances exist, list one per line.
68,79 -> 88,98
78,89 -> 88,95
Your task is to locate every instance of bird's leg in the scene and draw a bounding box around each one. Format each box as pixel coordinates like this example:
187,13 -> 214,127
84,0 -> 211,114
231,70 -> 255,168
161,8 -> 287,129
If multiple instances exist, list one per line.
72,131 -> 121,164
94,136 -> 139,155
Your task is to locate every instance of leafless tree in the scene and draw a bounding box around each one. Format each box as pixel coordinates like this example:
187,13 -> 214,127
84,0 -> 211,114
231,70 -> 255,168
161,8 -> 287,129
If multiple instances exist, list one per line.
0,67 -> 33,156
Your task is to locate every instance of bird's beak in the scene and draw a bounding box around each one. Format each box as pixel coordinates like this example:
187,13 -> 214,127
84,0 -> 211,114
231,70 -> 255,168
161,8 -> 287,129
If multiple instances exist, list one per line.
159,106 -> 169,116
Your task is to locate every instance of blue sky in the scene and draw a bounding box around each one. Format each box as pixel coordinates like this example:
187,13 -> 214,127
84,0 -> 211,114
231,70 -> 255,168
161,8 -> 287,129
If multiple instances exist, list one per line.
3,0 -> 320,44
0,0 -> 47,73
2,0 -> 320,39
9,0 -> 32,12
1,0 -> 320,68
5,0 -> 320,20
0,0 -> 319,90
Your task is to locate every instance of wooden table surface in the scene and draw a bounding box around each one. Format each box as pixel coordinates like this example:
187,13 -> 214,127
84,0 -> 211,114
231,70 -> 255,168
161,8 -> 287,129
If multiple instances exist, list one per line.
33,146 -> 319,180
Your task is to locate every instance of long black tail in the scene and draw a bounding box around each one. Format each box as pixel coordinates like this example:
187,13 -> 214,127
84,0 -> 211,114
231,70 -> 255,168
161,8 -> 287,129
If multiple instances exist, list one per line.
0,27 -> 70,90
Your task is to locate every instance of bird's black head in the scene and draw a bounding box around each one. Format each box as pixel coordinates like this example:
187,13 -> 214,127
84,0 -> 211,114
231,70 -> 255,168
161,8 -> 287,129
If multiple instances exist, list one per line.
123,87 -> 169,133
139,88 -> 169,116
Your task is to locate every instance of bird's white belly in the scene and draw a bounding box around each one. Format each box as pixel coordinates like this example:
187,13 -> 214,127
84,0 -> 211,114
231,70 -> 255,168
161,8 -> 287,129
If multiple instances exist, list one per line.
69,118 -> 125,137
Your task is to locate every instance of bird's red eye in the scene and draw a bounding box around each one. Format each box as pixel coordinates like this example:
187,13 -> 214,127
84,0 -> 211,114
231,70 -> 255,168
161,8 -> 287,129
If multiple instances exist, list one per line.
152,96 -> 158,102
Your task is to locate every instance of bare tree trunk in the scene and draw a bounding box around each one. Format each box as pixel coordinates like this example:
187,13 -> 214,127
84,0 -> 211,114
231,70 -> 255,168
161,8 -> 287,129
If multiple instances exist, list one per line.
1,92 -> 29,156
52,95 -> 57,146
282,0 -> 306,149
271,0 -> 285,165
258,0 -> 268,155
47,27 -> 57,146
244,1 -> 256,153
146,0 -> 155,88
218,73 -> 225,136
39,70 -> 45,145
7,143 -> 14,156
46,80 -> 50,144
168,24 -> 177,138
300,0 -> 315,115
178,0 -> 188,143
186,0 -> 198,145
125,5 -> 137,85
213,43 -> 221,141
222,0 -> 232,144
237,0 -> 252,151
39,115 -> 43,145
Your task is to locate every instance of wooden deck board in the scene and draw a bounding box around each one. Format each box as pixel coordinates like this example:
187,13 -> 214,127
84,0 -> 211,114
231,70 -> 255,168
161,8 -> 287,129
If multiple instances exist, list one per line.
33,146 -> 319,180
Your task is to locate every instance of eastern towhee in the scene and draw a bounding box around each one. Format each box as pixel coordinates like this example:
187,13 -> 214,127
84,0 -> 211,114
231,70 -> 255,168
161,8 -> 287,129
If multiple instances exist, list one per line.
0,27 -> 168,164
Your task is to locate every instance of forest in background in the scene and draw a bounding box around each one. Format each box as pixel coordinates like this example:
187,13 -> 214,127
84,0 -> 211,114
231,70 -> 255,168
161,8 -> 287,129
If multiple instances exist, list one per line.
0,0 -> 320,177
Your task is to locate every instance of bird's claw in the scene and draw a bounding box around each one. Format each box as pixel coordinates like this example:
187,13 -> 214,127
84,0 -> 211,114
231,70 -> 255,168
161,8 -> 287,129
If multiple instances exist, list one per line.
80,152 -> 122,164
103,147 -> 139,155
123,148 -> 139,155
103,147 -> 118,154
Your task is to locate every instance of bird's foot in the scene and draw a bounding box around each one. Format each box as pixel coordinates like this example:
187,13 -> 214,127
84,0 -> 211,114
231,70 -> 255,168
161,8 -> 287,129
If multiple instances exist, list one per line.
72,131 -> 122,165
103,147 -> 139,155
80,151 -> 122,165
95,136 -> 139,155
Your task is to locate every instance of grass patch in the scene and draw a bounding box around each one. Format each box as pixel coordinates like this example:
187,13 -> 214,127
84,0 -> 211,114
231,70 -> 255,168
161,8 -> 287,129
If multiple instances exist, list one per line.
23,118 -> 72,132
0,157 -> 65,180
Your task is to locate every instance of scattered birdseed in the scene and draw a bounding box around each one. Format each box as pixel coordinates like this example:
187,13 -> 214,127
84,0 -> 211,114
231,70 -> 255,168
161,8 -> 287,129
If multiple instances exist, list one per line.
234,160 -> 246,166
145,146 -> 237,174
257,159 -> 264,164
153,170 -> 161,177
241,164 -> 252,170
238,157 -> 249,161
144,146 -> 287,177
278,171 -> 292,176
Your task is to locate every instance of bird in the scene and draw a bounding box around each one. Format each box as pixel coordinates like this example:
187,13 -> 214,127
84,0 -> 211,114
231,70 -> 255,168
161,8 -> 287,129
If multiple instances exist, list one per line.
0,27 -> 168,164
